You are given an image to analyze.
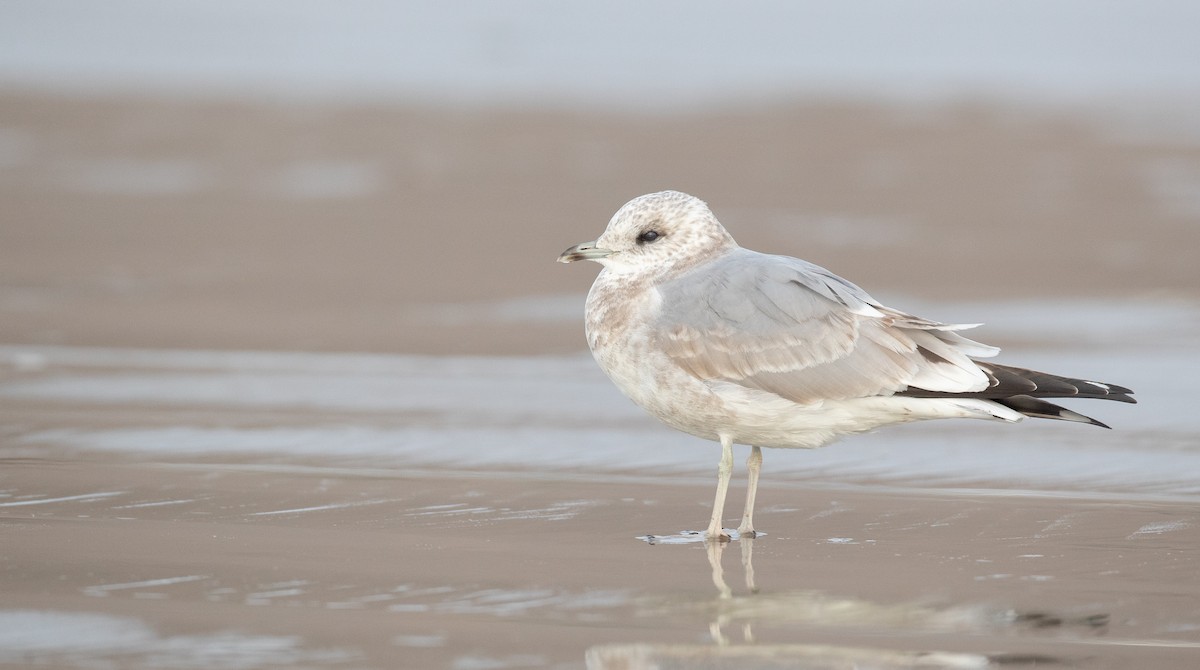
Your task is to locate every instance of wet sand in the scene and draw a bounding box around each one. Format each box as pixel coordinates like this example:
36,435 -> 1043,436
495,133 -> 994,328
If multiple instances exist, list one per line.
2,91 -> 1198,355
4,458 -> 1199,669
2,90 -> 1200,668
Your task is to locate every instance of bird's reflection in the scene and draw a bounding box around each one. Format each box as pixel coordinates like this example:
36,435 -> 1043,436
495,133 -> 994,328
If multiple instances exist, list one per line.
706,537 -> 758,646
587,534 -> 1101,669
706,534 -> 755,600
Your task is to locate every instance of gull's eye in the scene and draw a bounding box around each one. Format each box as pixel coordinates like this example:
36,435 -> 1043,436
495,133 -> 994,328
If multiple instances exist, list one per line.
637,230 -> 661,244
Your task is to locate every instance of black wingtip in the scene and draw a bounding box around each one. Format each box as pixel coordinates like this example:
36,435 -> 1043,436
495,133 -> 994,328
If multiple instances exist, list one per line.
994,395 -> 1114,429
1099,382 -> 1135,396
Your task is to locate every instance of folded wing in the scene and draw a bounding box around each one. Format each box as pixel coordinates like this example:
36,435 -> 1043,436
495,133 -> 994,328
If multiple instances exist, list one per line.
654,249 -> 1000,405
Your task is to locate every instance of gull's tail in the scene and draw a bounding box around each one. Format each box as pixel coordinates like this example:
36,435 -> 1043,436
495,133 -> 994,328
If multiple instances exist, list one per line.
899,362 -> 1135,429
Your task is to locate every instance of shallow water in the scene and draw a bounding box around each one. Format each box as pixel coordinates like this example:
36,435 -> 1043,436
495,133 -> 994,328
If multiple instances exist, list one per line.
1,298 -> 1193,496
1,299 -> 1199,668
3,461 -> 1198,669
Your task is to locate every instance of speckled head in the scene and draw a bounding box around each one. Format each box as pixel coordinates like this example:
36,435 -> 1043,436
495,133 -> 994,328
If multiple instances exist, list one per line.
557,191 -> 738,278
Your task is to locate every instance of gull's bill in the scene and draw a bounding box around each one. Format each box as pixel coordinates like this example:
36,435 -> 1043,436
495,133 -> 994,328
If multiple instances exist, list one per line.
558,240 -> 612,263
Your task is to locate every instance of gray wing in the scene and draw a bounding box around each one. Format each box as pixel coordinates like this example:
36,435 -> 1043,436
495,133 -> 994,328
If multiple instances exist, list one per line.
653,248 -> 999,404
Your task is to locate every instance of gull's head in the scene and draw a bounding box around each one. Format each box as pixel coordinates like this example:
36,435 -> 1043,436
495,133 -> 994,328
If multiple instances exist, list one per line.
557,191 -> 737,277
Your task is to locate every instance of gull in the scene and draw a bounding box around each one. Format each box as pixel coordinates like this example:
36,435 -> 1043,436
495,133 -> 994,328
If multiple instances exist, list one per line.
558,191 -> 1135,541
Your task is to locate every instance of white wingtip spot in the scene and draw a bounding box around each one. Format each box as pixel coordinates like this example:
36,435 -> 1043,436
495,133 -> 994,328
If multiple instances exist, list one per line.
851,303 -> 886,318
1086,381 -> 1111,391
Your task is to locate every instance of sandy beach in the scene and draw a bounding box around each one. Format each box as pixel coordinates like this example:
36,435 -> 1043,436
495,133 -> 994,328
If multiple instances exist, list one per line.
4,456 -> 1198,669
2,86 -> 1200,669
3,91 -> 1198,355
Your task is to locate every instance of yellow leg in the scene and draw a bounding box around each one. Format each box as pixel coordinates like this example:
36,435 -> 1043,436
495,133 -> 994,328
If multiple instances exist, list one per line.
737,446 -> 762,537
706,435 -> 734,540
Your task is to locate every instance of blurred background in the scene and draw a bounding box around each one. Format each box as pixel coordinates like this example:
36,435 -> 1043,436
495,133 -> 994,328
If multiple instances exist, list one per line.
4,5 -> 1200,667
2,0 -> 1199,355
